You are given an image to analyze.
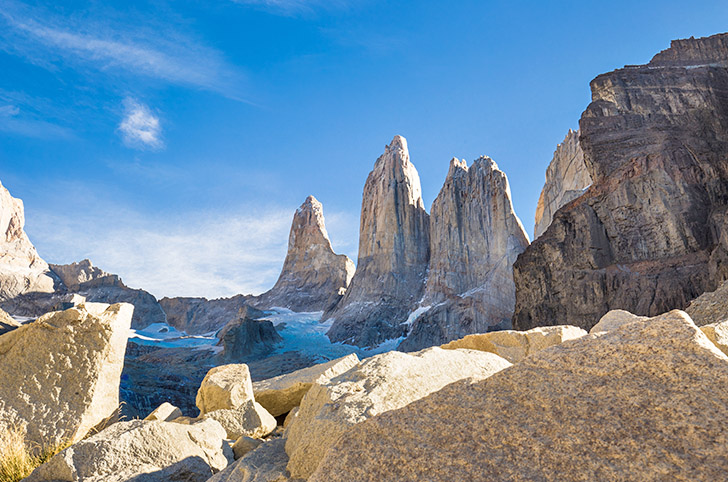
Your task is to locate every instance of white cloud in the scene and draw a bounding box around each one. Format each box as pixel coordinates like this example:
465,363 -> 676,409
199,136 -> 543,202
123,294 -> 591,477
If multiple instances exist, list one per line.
118,99 -> 163,150
26,202 -> 293,299
0,3 -> 245,99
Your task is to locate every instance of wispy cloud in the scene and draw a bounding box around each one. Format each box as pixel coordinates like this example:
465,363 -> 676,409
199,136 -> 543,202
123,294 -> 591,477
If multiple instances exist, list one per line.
231,0 -> 353,15
27,201 -> 293,299
118,99 -> 163,150
0,103 -> 73,139
0,2 -> 245,99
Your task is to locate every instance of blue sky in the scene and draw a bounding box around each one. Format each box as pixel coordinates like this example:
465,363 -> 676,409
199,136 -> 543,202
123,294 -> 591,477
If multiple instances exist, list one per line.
1,0 -> 726,299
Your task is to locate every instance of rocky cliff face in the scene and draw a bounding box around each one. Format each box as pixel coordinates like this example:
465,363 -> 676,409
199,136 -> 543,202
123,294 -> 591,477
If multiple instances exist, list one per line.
325,136 -> 430,347
159,295 -> 257,335
514,32 -> 728,331
0,180 -> 55,301
399,157 -> 529,351
533,129 -> 592,239
254,196 -> 354,313
2,259 -> 166,330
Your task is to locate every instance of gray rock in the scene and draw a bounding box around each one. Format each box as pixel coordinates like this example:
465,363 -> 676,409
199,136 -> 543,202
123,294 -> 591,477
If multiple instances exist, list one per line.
0,179 -> 55,302
254,196 -> 354,313
400,156 -> 529,351
217,315 -> 283,363
533,129 -> 592,239
159,295 -> 256,335
325,135 -> 430,347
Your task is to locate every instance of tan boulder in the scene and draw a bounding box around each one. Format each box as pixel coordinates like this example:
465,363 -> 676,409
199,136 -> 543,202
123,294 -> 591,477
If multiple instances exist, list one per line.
311,310 -> 728,481
0,306 -> 20,335
202,400 -> 277,440
0,303 -> 133,450
589,309 -> 648,334
197,364 -> 255,415
208,439 -> 291,482
144,402 -> 182,422
686,278 -> 728,326
232,436 -> 263,460
253,354 -> 360,416
25,418 -> 231,482
285,347 -> 510,479
441,325 -> 586,363
700,321 -> 728,356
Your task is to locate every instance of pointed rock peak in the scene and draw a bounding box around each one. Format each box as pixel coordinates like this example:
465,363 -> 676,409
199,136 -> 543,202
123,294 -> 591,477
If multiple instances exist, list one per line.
388,135 -> 408,152
290,195 -> 331,248
447,158 -> 468,177
471,155 -> 500,173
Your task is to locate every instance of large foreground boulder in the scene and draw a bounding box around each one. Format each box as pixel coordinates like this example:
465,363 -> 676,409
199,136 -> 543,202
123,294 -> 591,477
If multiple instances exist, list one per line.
252,353 -> 360,417
0,303 -> 133,450
25,419 -> 231,482
311,310 -> 728,481
285,347 -> 511,479
441,325 -> 586,363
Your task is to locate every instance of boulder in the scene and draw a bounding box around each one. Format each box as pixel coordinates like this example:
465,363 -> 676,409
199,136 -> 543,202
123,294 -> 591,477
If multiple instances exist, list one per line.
514,33 -> 728,332
254,196 -> 355,313
0,303 -> 132,450
533,129 -> 592,239
686,278 -> 728,326
217,315 -> 283,363
700,320 -> 728,356
232,436 -> 263,460
144,402 -> 183,422
325,135 -> 430,347
441,325 -> 587,363
284,347 -> 511,479
311,310 -> 728,481
202,401 -> 277,440
0,179 -> 55,302
253,353 -> 360,416
25,419 -> 231,482
589,309 -> 648,334
400,156 -> 530,351
208,439 -> 290,482
197,364 -> 256,415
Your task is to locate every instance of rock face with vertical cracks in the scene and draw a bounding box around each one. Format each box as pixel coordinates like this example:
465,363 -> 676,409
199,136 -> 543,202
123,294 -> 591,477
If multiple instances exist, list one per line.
399,157 -> 529,351
254,195 -> 354,313
533,129 -> 592,240
325,136 -> 430,347
0,179 -> 55,301
514,33 -> 728,331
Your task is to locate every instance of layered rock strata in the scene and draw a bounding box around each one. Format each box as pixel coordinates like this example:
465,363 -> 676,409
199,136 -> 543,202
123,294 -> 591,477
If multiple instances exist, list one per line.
325,135 -> 430,347
311,311 -> 728,481
0,303 -> 133,450
399,156 -> 529,351
254,196 -> 354,313
533,129 -> 592,239
514,33 -> 728,331
0,179 -> 55,301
